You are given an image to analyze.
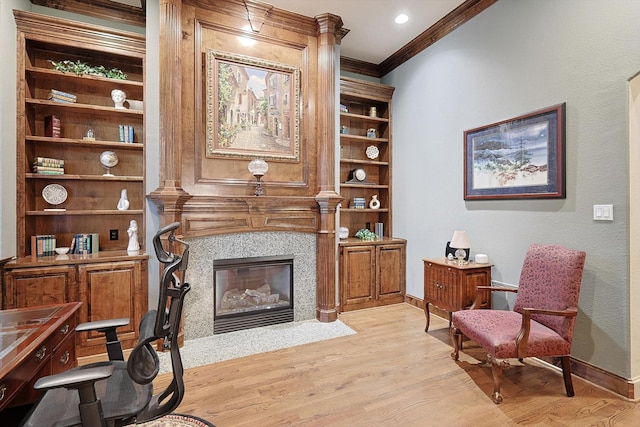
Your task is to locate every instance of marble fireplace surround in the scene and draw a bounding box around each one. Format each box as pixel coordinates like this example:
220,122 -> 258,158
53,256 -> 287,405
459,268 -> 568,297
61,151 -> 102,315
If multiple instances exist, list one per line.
183,231 -> 317,340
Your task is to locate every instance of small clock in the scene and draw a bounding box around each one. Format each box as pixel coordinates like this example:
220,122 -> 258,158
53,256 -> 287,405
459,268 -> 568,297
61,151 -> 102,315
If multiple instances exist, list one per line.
347,168 -> 368,183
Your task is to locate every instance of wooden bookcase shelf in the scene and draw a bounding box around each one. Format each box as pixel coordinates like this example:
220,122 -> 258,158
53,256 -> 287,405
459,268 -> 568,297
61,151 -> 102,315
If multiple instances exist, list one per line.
15,12 -> 146,257
338,77 -> 406,312
5,11 -> 149,357
339,77 -> 394,235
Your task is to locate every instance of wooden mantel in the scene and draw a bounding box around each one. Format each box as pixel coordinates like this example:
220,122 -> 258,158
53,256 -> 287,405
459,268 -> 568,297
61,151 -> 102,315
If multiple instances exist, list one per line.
152,0 -> 344,322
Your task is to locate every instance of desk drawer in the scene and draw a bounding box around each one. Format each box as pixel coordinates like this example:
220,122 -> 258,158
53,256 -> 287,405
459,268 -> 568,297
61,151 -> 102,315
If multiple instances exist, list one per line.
0,342 -> 49,410
49,313 -> 78,351
51,333 -> 77,374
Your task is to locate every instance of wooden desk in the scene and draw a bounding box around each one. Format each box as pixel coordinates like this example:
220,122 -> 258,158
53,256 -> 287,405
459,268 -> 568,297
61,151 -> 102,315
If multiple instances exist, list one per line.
0,302 -> 81,411
423,258 -> 492,332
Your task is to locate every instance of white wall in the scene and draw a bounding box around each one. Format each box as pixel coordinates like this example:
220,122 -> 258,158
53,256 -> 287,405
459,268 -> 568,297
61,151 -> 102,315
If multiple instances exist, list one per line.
384,0 -> 640,379
0,0 -> 25,257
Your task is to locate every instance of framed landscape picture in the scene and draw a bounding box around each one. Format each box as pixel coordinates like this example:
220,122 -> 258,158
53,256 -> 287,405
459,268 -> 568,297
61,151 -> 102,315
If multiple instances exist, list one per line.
205,50 -> 300,161
464,103 -> 566,200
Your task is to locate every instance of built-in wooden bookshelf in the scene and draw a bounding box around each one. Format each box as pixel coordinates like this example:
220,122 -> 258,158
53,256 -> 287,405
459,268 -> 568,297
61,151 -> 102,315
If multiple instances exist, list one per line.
15,10 -> 146,257
4,10 -> 148,357
338,77 -> 406,312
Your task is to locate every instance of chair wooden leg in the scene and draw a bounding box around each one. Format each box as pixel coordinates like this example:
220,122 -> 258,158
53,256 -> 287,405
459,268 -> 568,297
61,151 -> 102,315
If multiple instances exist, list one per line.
560,355 -> 575,397
487,354 -> 509,404
450,327 -> 462,360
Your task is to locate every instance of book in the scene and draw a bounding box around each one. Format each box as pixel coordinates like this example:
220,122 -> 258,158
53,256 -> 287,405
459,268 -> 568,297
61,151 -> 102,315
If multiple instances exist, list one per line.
49,89 -> 77,100
70,233 -> 99,254
33,157 -> 64,166
119,124 -> 125,142
89,233 -> 99,254
47,93 -> 77,103
128,126 -> 134,143
49,97 -> 75,104
31,234 -> 56,257
44,115 -> 61,137
33,165 -> 64,172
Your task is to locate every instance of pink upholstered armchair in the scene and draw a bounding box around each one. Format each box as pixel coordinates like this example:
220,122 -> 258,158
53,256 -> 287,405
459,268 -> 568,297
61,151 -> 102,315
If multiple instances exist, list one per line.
450,243 -> 586,404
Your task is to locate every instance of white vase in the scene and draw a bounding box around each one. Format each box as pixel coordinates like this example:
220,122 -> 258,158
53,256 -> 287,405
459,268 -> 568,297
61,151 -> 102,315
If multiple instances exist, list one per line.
369,195 -> 380,209
117,189 -> 130,211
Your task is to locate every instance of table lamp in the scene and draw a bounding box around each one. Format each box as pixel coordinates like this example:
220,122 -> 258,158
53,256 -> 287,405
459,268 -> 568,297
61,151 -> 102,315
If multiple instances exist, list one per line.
248,159 -> 268,196
450,230 -> 471,265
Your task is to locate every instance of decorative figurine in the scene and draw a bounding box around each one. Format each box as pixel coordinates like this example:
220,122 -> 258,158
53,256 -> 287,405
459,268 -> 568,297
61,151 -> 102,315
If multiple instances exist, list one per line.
111,89 -> 127,109
117,189 -> 129,211
127,219 -> 140,252
83,127 -> 95,141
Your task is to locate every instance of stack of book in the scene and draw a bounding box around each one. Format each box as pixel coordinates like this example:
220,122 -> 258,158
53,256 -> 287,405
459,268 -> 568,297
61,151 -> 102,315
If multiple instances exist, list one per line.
44,115 -> 61,137
119,125 -> 135,143
350,197 -> 367,209
47,89 -> 77,103
70,233 -> 99,255
33,157 -> 64,175
31,234 -> 56,257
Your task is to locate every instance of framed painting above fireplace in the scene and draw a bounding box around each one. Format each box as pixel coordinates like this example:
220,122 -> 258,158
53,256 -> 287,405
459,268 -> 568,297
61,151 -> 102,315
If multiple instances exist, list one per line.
206,50 -> 300,161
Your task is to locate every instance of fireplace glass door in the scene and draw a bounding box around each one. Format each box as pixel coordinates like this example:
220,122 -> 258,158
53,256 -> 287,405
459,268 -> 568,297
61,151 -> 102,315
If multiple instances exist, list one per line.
213,255 -> 293,333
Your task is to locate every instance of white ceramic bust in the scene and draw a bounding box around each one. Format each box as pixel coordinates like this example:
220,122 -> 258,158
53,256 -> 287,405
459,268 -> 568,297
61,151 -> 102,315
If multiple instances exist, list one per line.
111,89 -> 127,109
127,219 -> 140,252
117,189 -> 129,211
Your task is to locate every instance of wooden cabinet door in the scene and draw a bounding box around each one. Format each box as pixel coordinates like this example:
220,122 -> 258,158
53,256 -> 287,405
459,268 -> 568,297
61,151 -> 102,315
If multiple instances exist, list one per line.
461,268 -> 492,309
425,263 -> 460,312
77,260 -> 145,357
376,243 -> 405,303
340,245 -> 375,311
3,265 -> 76,309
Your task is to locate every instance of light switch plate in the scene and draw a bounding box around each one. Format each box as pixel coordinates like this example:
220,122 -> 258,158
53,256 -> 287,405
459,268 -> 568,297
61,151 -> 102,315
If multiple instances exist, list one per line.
593,204 -> 613,221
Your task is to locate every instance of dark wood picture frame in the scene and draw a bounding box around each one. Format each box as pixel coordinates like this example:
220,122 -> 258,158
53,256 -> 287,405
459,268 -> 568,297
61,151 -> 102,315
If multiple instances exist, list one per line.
464,103 -> 566,200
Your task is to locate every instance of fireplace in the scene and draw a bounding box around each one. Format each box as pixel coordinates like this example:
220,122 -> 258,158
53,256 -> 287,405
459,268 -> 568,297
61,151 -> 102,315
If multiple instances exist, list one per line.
213,255 -> 294,334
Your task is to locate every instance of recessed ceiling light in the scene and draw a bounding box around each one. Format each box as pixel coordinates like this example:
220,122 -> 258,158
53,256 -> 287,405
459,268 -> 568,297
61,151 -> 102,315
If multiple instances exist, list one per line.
395,14 -> 409,24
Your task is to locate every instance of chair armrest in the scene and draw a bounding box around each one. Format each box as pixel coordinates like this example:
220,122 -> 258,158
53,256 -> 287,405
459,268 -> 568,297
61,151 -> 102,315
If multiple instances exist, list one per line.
76,318 -> 130,333
515,307 -> 578,358
469,286 -> 518,309
34,365 -> 115,391
76,318 -> 130,361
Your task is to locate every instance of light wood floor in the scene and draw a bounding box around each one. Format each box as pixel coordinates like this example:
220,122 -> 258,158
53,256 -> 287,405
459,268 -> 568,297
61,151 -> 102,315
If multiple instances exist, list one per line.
154,303 -> 640,426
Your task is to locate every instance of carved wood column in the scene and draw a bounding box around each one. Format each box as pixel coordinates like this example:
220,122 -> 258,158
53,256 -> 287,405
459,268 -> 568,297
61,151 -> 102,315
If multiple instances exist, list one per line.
315,14 -> 345,322
147,0 -> 191,225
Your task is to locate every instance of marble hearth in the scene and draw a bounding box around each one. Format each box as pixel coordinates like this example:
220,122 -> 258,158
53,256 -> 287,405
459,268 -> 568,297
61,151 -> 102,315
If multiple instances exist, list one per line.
183,232 -> 317,340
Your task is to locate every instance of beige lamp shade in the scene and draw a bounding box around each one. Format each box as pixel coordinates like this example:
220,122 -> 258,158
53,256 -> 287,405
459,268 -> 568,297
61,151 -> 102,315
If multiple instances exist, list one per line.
450,230 -> 471,249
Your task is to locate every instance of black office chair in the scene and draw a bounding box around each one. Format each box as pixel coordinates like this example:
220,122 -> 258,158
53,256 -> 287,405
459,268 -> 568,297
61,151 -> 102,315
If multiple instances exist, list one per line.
22,222 -> 191,426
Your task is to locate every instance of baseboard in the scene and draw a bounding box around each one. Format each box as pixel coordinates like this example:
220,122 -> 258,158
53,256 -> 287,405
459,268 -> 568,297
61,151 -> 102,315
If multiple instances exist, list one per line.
406,294 -> 637,400
569,357 -> 635,400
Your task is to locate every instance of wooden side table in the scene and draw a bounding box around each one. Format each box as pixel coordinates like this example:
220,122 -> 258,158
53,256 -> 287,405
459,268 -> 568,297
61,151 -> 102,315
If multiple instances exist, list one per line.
423,258 -> 492,332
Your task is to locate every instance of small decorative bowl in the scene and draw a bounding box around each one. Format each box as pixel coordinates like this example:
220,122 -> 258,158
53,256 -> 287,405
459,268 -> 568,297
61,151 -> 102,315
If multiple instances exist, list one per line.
55,247 -> 70,255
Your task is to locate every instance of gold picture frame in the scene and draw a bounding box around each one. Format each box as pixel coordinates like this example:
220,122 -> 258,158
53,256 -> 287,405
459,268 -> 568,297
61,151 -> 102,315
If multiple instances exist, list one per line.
206,50 -> 300,161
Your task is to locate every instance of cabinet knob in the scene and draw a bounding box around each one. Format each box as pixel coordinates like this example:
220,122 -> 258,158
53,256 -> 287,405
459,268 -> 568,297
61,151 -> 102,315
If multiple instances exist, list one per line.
0,384 -> 6,402
60,324 -> 70,335
35,346 -> 47,362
